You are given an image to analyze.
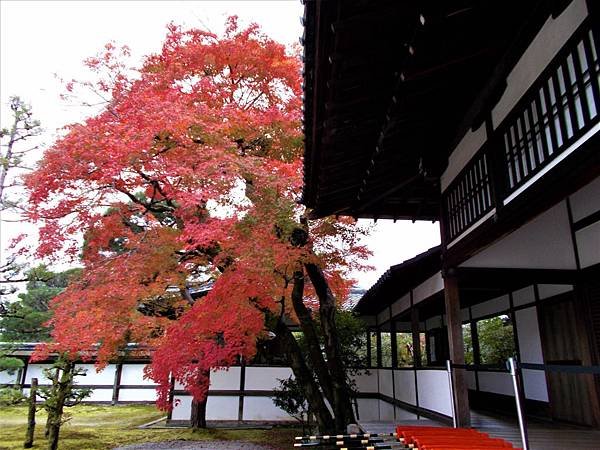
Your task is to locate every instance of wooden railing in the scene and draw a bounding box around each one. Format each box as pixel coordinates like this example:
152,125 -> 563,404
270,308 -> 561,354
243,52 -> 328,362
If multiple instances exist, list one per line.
444,18 -> 600,242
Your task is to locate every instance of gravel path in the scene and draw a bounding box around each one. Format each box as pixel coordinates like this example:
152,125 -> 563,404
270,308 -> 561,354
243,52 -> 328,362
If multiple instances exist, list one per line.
113,441 -> 277,450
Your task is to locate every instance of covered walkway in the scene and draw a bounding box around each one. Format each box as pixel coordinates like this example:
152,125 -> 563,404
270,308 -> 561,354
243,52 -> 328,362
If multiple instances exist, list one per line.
360,410 -> 600,449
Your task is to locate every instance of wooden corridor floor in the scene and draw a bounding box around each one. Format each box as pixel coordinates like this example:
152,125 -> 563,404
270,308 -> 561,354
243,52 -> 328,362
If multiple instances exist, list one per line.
359,410 -> 600,449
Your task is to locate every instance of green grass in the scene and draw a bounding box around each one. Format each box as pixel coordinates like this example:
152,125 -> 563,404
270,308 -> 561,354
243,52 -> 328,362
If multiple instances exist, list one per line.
0,404 -> 299,450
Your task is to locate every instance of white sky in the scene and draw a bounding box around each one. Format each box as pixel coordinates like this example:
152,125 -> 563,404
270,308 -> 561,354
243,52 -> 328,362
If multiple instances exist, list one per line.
0,0 -> 440,290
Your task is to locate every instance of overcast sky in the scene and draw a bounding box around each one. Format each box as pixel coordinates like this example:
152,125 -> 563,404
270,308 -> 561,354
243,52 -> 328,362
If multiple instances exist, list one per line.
0,0 -> 440,289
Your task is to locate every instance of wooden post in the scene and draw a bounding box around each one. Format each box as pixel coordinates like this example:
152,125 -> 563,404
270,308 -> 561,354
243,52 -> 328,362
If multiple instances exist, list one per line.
24,377 -> 37,448
443,273 -> 470,427
411,307 -> 421,368
111,363 -> 122,406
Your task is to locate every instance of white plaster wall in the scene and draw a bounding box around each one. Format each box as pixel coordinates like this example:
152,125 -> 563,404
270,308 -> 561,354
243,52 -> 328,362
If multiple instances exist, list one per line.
521,369 -> 550,402
121,364 -> 154,386
413,272 -> 443,305
471,295 -> 510,319
569,176 -> 600,221
244,397 -> 293,421
393,370 -> 416,406
85,388 -> 114,402
377,308 -> 391,325
0,369 -> 19,384
171,395 -> 192,420
442,124 -> 487,191
356,398 -> 379,421
478,372 -> 513,396
379,399 -> 395,421
538,284 -> 574,300
391,293 -> 411,318
210,367 -> 241,390
576,221 -> 600,268
460,202 -> 577,269
244,367 -> 293,391
492,0 -> 588,126
416,370 -> 452,416
352,370 -> 378,393
24,364 -> 54,384
512,286 -> 535,307
118,388 -> 157,402
378,369 -> 394,398
514,306 -> 549,402
395,407 -> 418,420
74,364 -> 115,385
205,396 -> 239,420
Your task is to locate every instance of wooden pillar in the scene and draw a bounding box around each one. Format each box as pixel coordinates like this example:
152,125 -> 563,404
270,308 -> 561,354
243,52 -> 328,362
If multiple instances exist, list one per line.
390,314 -> 398,368
443,273 -> 470,427
111,363 -> 123,406
411,307 -> 421,368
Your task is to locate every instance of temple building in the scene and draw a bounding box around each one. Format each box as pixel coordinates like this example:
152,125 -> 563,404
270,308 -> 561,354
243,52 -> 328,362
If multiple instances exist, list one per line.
302,0 -> 600,429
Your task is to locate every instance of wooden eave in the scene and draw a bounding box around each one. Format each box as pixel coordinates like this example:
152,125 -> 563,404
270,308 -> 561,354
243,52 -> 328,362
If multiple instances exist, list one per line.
302,0 -> 573,220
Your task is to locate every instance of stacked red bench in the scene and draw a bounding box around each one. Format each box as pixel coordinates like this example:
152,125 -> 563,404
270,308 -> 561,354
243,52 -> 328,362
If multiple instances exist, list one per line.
396,426 -> 520,450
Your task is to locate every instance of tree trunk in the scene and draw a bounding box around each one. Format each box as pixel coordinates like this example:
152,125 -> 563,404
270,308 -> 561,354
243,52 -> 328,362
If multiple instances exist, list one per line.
274,319 -> 335,432
45,369 -> 59,438
190,371 -> 209,430
24,377 -> 37,448
47,366 -> 71,450
305,262 -> 356,431
289,269 -> 335,404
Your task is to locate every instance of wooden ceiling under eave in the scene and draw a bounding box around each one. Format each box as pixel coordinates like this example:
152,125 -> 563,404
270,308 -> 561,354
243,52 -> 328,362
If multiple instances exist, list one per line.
301,0 -> 571,221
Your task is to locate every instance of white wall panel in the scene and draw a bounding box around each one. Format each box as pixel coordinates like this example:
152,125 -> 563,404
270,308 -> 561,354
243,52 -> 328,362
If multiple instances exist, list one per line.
478,372 -> 513,396
210,367 -> 241,390
352,371 -> 378,393
74,364 -> 115,385
121,364 -> 153,385
461,203 -> 577,269
378,369 -> 394,398
379,400 -> 395,421
522,369 -> 549,401
356,398 -> 379,421
393,370 -> 416,405
24,364 -> 54,384
576,221 -> 600,268
442,124 -> 487,190
512,286 -> 535,307
243,397 -> 293,421
205,396 -> 239,420
471,295 -> 509,319
538,284 -> 573,300
413,272 -> 443,305
85,388 -> 114,402
0,369 -> 20,384
244,367 -> 293,391
515,307 -> 544,364
514,306 -> 549,401
171,395 -> 192,420
416,370 -> 452,417
492,0 -> 588,125
570,176 -> 600,221
118,388 -> 157,402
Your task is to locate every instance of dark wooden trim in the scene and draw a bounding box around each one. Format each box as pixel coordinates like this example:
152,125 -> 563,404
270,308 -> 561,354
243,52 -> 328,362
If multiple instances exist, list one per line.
112,362 -> 123,405
566,197 -> 582,270
468,389 -> 550,419
573,209 -> 600,232
238,362 -> 246,421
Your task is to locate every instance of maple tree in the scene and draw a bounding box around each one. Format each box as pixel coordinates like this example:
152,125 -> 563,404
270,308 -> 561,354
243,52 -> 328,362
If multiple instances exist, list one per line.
25,18 -> 370,432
